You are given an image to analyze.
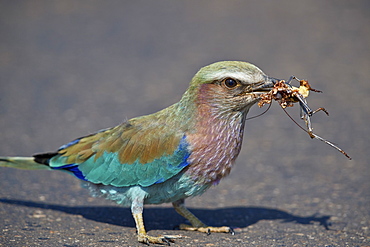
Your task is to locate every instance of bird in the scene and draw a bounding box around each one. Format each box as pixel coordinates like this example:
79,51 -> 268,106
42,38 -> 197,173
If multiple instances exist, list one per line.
0,61 -> 276,245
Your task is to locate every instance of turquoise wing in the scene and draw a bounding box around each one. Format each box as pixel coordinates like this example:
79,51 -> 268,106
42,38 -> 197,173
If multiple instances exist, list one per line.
48,121 -> 191,187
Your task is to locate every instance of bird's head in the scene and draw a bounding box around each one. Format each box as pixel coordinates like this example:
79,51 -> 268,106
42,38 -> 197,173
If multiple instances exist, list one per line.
184,61 -> 275,114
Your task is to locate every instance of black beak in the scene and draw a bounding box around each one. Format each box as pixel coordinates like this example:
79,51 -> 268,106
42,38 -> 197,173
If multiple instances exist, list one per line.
250,76 -> 279,92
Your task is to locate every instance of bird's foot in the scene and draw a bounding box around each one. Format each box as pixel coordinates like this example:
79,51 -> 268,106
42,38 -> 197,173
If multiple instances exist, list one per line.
178,224 -> 234,235
137,233 -> 183,245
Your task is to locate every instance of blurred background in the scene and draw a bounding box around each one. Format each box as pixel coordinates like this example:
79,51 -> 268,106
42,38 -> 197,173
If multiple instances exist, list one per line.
0,1 -> 369,246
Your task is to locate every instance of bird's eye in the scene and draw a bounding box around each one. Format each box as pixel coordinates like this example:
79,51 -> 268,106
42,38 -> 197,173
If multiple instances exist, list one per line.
223,78 -> 238,89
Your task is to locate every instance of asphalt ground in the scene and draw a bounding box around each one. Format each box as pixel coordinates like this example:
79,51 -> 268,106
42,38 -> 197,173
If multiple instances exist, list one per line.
0,1 -> 369,246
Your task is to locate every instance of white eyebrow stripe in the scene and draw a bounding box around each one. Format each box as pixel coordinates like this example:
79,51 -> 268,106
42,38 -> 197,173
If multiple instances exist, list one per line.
206,70 -> 255,82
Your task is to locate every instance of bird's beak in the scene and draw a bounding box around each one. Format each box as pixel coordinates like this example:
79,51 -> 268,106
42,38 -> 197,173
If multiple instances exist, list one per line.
248,76 -> 279,94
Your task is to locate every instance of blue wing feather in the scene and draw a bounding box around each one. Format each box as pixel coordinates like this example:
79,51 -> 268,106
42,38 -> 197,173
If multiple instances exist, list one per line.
49,135 -> 191,187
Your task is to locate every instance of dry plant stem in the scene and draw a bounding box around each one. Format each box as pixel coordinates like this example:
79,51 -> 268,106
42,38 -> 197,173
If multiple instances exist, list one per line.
258,78 -> 351,160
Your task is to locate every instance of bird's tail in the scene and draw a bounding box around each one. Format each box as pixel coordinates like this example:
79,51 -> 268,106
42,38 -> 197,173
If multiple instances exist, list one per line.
0,157 -> 51,170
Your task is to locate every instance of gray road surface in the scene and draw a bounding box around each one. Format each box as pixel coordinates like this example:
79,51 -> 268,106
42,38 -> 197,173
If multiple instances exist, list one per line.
0,1 -> 369,246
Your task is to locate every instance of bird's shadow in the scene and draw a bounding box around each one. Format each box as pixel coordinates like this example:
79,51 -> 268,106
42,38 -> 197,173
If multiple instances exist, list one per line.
0,198 -> 331,231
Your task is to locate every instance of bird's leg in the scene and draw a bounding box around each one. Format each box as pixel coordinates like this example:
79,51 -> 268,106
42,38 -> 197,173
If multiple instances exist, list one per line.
172,199 -> 234,235
131,198 -> 182,245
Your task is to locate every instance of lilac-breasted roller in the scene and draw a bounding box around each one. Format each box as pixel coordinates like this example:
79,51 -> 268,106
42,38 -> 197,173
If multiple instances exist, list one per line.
0,61 -> 277,245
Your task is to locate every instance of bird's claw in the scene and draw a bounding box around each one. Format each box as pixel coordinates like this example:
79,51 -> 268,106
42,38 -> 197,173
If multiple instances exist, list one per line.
137,234 -> 182,245
178,224 -> 234,235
